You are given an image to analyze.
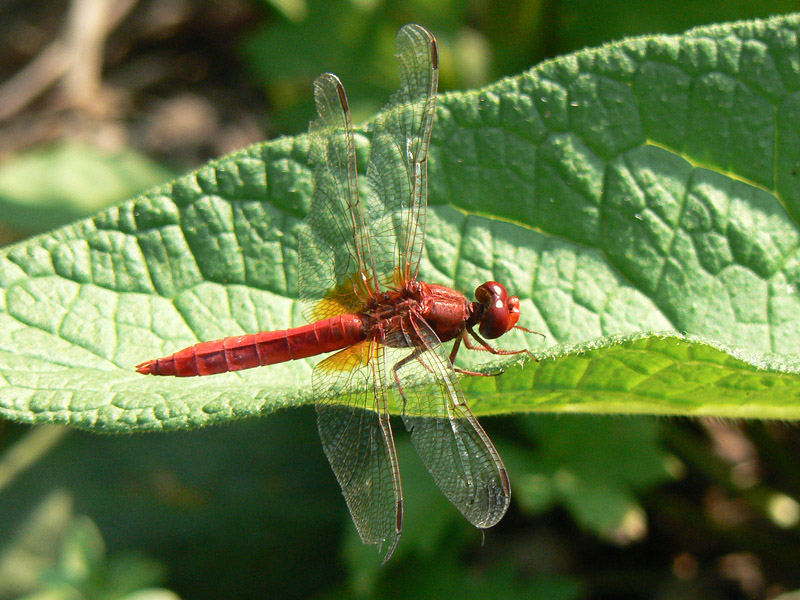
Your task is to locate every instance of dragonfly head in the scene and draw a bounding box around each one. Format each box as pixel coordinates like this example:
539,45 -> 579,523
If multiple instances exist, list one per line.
473,281 -> 521,339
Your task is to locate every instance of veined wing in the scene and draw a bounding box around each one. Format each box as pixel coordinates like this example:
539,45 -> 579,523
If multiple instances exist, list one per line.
314,339 -> 403,562
391,314 -> 511,528
365,24 -> 439,288
300,73 -> 377,321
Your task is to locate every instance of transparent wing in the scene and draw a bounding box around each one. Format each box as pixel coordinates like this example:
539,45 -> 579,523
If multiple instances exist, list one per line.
314,339 -> 403,562
391,314 -> 511,528
300,73 -> 376,321
365,23 -> 439,288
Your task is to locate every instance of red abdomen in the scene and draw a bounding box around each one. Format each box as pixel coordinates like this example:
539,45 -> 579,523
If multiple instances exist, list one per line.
137,314 -> 367,377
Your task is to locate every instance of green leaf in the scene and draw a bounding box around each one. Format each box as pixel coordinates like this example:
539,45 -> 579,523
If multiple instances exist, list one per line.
2,14 -> 800,431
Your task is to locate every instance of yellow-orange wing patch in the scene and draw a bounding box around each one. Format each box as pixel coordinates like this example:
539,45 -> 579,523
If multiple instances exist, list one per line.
318,338 -> 380,372
309,271 -> 373,321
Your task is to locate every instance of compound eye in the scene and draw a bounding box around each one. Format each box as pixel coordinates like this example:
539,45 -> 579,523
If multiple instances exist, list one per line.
475,281 -> 507,304
475,282 -> 519,338
478,297 -> 510,339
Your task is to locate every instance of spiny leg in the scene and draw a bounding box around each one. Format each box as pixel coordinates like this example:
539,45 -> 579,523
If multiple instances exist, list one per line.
392,348 -> 429,415
515,324 -> 547,339
466,327 -> 536,361
450,331 -> 504,378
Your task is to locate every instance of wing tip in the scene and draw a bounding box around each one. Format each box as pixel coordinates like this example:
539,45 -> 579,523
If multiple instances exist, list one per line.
398,24 -> 438,70
380,531 -> 401,564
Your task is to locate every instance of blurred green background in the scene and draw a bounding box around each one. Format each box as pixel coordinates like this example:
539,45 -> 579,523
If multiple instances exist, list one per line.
2,1 -> 800,599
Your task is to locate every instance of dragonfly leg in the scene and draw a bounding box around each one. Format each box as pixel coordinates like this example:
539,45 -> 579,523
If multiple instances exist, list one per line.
392,348 -> 429,415
450,331 -> 504,377
448,334 -> 463,364
515,324 -> 547,339
453,365 -> 503,377
466,327 -> 537,361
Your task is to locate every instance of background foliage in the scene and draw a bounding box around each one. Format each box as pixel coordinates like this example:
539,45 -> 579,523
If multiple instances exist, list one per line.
1,2 -> 800,599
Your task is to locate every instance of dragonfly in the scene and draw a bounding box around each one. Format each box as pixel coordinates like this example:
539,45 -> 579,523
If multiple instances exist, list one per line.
137,24 -> 538,562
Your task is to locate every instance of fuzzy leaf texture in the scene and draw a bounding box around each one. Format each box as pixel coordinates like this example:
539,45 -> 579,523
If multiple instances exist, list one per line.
3,14 -> 800,431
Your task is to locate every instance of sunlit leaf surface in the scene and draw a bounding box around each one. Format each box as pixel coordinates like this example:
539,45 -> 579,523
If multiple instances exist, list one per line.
2,14 -> 800,430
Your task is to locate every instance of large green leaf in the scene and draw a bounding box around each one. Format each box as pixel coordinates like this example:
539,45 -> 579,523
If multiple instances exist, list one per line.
2,14 -> 800,431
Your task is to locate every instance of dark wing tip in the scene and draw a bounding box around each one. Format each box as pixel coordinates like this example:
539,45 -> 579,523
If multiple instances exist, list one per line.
335,81 -> 349,113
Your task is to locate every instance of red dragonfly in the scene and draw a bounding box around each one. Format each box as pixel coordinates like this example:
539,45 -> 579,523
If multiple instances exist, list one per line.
137,24 -> 536,561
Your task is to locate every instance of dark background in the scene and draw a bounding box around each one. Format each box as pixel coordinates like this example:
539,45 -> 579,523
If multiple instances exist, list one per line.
1,1 -> 800,599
